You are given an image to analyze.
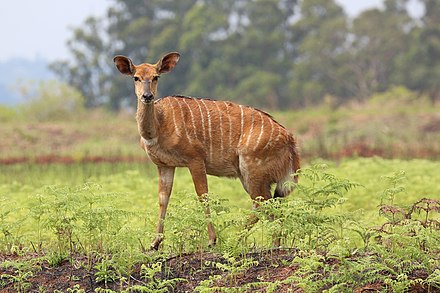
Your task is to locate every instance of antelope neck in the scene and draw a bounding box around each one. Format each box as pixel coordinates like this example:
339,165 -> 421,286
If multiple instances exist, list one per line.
136,99 -> 158,140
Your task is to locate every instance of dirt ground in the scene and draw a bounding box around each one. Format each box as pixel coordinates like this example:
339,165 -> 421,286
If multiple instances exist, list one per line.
1,249 -> 435,292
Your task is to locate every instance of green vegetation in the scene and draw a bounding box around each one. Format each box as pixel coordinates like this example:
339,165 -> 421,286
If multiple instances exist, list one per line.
0,159 -> 438,291
17,80 -> 85,122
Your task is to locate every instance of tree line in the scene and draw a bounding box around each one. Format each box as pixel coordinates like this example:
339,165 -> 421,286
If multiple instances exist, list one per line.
50,0 -> 440,110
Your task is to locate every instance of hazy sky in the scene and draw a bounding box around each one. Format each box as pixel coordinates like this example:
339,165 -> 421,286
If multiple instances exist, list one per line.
0,0 -> 422,62
0,0 -> 109,62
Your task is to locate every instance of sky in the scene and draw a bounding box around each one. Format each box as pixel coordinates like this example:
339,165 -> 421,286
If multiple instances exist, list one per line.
0,0 -> 423,62
0,0 -> 109,62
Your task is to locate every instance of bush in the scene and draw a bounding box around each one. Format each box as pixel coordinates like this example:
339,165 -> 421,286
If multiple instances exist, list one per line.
368,86 -> 426,108
0,105 -> 18,122
18,80 -> 85,121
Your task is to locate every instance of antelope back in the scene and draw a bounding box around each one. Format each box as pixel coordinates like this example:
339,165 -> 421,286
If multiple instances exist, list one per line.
152,95 -> 296,179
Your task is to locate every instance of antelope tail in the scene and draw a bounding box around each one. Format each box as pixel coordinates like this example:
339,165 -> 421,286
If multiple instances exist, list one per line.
273,137 -> 300,198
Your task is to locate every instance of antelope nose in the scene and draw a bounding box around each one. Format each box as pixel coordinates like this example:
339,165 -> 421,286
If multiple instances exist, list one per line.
141,93 -> 154,103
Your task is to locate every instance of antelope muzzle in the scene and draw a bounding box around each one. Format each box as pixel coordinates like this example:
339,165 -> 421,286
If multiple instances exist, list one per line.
141,93 -> 154,104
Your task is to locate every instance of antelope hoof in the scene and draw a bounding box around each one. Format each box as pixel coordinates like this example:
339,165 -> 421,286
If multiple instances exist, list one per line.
150,235 -> 163,250
208,237 -> 217,248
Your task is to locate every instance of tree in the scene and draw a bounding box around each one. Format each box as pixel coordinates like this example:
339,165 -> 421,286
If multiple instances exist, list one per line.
288,0 -> 349,107
347,0 -> 412,99
222,0 -> 298,108
53,0 -> 435,110
52,0 -> 300,110
393,0 -> 440,103
178,0 -> 235,99
50,17 -> 108,108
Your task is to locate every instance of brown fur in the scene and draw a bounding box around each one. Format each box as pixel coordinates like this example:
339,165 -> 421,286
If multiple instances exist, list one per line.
113,52 -> 300,249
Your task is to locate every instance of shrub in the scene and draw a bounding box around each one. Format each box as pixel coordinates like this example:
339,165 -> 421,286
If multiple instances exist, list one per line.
17,80 -> 85,121
0,105 -> 18,122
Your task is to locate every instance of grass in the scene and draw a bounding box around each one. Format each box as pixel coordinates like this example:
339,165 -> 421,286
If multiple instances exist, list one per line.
0,159 -> 438,291
279,87 -> 440,159
1,158 -> 438,247
0,162 -> 438,291
0,159 -> 433,210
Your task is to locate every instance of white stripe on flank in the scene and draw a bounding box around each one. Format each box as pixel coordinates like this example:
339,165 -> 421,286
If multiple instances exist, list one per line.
263,116 -> 274,150
245,111 -> 255,147
254,111 -> 264,151
168,98 -> 180,136
194,98 -> 206,141
200,99 -> 213,161
213,101 -> 224,157
238,105 -> 244,147
176,98 -> 192,143
183,98 -> 198,140
223,101 -> 232,148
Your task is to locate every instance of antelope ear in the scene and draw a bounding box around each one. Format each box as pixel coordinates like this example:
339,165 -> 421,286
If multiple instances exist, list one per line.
156,52 -> 180,74
113,55 -> 136,75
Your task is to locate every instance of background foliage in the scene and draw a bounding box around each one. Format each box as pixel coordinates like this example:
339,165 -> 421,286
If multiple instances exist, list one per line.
50,0 -> 440,110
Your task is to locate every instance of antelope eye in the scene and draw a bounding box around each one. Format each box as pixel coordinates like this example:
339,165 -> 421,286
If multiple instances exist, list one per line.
133,76 -> 141,82
152,76 -> 159,82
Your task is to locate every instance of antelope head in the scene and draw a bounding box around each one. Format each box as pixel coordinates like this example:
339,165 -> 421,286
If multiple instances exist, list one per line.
113,52 -> 180,104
